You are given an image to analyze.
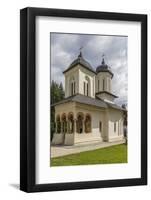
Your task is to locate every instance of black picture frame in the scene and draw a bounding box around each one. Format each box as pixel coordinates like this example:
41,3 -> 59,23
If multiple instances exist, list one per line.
20,7 -> 147,192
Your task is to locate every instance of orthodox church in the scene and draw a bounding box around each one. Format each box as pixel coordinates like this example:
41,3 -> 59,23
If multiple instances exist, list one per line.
52,51 -> 125,145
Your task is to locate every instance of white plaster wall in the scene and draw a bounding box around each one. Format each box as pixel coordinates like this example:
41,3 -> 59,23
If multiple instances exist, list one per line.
108,108 -> 124,139
79,65 -> 95,98
64,64 -> 95,98
64,134 -> 74,145
64,66 -> 79,97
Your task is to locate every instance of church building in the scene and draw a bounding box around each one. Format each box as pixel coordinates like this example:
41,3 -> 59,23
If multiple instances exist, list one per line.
52,51 -> 125,145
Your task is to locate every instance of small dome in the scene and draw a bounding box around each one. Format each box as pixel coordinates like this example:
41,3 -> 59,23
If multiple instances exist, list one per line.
96,58 -> 113,77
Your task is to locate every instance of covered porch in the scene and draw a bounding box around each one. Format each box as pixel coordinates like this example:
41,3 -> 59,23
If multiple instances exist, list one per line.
52,111 -> 102,145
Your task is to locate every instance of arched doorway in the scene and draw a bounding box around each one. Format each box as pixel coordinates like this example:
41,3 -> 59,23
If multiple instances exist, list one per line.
85,114 -> 91,133
68,113 -> 74,133
99,121 -> 102,133
76,113 -> 84,134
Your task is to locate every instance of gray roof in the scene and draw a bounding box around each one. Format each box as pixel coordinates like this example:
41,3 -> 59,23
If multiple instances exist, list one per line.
96,58 -> 113,77
96,91 -> 118,98
63,52 -> 96,74
52,94 -> 107,108
52,94 -> 124,111
106,102 -> 126,111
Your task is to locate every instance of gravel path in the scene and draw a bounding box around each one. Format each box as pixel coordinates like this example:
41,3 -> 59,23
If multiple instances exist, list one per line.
51,140 -> 125,158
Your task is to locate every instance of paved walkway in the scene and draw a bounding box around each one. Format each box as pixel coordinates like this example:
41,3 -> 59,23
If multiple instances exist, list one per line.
51,140 -> 125,158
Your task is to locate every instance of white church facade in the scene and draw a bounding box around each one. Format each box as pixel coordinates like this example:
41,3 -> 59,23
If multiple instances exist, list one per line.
52,51 -> 125,145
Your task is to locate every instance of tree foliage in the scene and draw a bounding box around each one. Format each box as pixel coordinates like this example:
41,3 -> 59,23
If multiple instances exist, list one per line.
51,80 -> 65,140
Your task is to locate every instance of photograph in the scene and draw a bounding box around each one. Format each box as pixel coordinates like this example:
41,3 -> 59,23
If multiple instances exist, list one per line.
19,7 -> 147,192
50,33 -> 128,167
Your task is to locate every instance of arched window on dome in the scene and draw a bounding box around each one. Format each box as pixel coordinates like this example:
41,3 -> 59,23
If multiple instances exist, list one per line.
109,78 -> 111,92
71,82 -> 74,95
84,76 -> 91,97
83,82 -> 86,95
103,79 -> 105,91
70,77 -> 76,96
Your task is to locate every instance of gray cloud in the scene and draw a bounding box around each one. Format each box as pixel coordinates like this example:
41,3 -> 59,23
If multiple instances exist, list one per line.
50,33 -> 128,106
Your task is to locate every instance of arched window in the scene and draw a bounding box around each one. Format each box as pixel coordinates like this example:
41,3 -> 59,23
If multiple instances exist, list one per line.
83,82 -> 86,95
87,83 -> 88,96
85,114 -> 91,133
103,79 -> 105,91
74,82 -> 76,94
70,77 -> 76,96
84,76 -> 91,96
83,81 -> 89,96
98,79 -> 100,91
114,122 -> 116,132
99,121 -> 102,133
71,82 -> 73,95
109,78 -> 111,92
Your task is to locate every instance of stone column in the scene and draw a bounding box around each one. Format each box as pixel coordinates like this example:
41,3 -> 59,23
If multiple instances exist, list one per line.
72,119 -> 77,144
82,117 -> 85,134
74,119 -> 77,134
67,121 -> 70,134
65,121 -> 67,133
55,121 -> 57,133
71,120 -> 73,134
61,121 -> 63,134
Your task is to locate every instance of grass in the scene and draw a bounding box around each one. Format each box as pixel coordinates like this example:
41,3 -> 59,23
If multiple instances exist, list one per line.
51,144 -> 127,167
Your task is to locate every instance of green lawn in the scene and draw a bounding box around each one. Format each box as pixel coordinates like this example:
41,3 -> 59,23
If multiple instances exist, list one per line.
51,144 -> 127,167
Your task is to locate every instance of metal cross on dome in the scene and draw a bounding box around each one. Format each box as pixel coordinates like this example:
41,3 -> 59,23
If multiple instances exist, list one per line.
78,46 -> 84,57
102,53 -> 105,58
79,46 -> 84,51
102,53 -> 106,64
79,46 -> 84,54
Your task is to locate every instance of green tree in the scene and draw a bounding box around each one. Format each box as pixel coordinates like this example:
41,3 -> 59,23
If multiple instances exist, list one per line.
51,80 -> 65,140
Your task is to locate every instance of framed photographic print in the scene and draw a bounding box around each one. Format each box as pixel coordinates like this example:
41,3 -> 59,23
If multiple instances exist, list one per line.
20,7 -> 147,192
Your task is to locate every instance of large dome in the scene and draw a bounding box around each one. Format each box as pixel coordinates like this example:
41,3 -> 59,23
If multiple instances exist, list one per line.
96,58 -> 113,78
63,52 -> 95,74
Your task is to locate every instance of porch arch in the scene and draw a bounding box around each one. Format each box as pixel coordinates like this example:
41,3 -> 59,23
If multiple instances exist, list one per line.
76,112 -> 84,134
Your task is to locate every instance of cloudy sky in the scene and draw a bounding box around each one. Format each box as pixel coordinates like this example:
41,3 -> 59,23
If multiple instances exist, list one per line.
50,33 -> 128,106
